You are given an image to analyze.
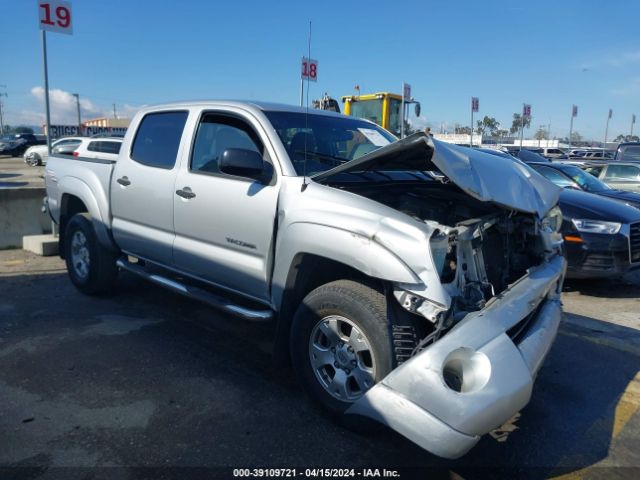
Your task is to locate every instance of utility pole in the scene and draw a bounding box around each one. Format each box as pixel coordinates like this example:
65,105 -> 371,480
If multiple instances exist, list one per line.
631,114 -> 636,138
72,93 -> 81,135
112,103 -> 118,119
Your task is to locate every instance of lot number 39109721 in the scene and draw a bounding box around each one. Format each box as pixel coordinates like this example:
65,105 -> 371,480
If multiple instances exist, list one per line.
38,1 -> 73,35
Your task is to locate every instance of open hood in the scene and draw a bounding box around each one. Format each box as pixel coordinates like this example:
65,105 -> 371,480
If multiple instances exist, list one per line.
312,133 -> 561,217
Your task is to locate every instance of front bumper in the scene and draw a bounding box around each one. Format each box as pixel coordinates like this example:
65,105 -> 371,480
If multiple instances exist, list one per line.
564,228 -> 640,279
346,255 -> 566,459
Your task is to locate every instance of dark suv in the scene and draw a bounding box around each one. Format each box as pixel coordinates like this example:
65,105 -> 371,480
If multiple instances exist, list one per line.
615,142 -> 640,162
0,133 -> 46,156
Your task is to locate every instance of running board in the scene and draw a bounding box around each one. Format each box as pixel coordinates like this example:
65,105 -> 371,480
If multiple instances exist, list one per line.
116,259 -> 273,322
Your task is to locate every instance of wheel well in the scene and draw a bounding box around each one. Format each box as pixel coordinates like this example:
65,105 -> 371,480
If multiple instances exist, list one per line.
59,194 -> 88,258
273,253 -> 385,365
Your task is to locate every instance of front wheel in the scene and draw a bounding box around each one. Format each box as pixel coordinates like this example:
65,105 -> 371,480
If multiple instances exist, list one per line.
64,213 -> 118,295
290,279 -> 402,416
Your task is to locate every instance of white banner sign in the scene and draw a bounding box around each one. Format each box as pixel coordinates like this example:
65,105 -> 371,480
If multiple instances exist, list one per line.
301,57 -> 318,82
48,125 -> 127,139
38,1 -> 73,35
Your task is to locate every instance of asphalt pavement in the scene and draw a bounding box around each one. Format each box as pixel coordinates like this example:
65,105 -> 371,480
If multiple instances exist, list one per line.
0,250 -> 639,479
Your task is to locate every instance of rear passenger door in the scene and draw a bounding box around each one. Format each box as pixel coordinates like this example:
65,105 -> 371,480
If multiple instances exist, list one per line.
172,111 -> 280,302
111,111 -> 189,265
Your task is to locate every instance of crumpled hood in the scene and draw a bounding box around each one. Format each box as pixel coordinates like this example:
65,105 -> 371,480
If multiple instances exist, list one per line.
313,133 -> 561,218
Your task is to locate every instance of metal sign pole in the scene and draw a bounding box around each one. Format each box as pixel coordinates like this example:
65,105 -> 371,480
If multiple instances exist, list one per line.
604,113 -> 610,156
520,105 -> 524,149
470,101 -> 474,147
41,29 -> 52,155
300,76 -> 304,107
400,83 -> 405,139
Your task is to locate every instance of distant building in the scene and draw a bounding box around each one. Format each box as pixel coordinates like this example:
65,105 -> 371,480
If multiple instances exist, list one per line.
43,117 -> 131,139
83,117 -> 130,129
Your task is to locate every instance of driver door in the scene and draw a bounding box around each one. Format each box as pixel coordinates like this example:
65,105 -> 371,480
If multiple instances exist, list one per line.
172,111 -> 280,302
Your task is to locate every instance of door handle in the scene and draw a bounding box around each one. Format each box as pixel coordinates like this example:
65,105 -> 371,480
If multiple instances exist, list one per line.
176,187 -> 196,199
117,176 -> 131,186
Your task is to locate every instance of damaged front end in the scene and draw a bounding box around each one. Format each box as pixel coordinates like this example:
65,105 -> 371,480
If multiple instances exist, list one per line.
315,134 -> 566,458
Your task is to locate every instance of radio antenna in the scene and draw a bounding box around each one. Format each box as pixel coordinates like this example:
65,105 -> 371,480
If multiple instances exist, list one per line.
302,20 -> 311,191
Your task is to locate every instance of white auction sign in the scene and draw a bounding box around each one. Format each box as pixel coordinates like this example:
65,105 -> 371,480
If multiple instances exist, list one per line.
38,1 -> 73,35
301,57 -> 318,82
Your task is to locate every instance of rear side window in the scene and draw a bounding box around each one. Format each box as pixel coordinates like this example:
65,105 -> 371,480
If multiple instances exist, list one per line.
100,141 -> 121,154
131,111 -> 188,169
534,166 -> 577,188
604,164 -> 640,180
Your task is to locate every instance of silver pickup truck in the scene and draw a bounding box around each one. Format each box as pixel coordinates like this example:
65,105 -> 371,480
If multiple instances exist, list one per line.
45,101 -> 566,458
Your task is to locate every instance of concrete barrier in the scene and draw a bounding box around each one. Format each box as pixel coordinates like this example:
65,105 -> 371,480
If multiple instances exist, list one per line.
0,188 -> 52,249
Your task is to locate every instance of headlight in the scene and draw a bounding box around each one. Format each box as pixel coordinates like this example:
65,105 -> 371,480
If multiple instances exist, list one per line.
571,219 -> 621,234
542,206 -> 563,232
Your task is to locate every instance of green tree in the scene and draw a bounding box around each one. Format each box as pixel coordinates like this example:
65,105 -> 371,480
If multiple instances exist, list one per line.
494,129 -> 510,138
510,113 -> 531,134
614,134 -> 640,142
14,126 -> 34,134
534,128 -> 548,140
475,116 -> 500,136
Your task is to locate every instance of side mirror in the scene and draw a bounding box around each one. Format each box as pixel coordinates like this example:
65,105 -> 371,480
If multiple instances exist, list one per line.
219,148 -> 265,181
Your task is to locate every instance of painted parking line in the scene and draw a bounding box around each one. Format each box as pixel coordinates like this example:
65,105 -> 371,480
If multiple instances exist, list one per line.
612,371 -> 640,440
551,371 -> 640,480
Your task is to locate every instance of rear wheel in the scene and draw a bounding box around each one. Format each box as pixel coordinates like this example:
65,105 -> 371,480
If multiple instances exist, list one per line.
290,279 -> 406,416
64,213 -> 118,295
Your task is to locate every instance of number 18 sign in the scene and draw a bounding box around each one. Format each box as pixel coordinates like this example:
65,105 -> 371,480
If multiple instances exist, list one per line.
38,1 -> 73,35
301,57 -> 318,82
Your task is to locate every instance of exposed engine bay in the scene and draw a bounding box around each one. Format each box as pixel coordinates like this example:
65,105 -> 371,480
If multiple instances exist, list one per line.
333,179 -> 550,354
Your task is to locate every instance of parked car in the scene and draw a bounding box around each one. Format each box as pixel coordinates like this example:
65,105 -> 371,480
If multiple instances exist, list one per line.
582,151 -> 614,160
540,147 -> 566,160
23,136 -> 84,166
45,101 -> 566,459
0,133 -> 46,156
72,137 -> 123,162
615,142 -> 640,162
482,149 -> 640,278
526,161 -> 640,208
593,162 -> 640,193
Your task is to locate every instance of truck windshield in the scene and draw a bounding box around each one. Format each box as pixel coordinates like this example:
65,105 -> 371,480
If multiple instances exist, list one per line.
264,111 -> 397,176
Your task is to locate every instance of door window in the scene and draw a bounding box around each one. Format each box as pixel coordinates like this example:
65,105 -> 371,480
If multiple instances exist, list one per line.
190,114 -> 263,174
131,111 -> 188,169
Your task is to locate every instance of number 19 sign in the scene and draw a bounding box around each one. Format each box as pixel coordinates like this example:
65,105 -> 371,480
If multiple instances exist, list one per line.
301,57 -> 318,82
38,0 -> 73,35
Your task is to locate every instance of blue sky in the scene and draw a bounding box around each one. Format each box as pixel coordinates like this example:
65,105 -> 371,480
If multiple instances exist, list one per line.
1,0 -> 639,140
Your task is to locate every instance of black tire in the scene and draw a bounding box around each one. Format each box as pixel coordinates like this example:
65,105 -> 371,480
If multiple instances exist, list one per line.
64,213 -> 118,295
26,154 -> 41,167
290,279 -> 400,416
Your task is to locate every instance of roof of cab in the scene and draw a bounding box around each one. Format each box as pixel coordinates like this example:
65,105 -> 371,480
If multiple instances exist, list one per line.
135,100 -> 346,118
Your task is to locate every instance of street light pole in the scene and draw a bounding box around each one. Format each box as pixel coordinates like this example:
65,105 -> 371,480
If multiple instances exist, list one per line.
73,93 -> 81,135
